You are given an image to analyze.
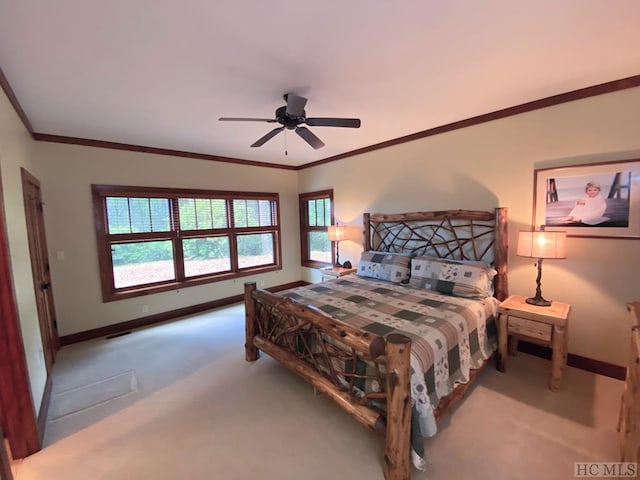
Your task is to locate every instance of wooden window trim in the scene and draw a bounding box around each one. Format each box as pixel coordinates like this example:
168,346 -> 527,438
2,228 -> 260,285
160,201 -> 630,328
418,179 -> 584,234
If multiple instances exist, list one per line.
92,184 -> 281,302
299,189 -> 334,268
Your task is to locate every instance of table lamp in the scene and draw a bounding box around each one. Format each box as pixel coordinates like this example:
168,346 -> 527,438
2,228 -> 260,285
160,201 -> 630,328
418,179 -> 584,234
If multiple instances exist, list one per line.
327,224 -> 348,267
517,228 -> 567,307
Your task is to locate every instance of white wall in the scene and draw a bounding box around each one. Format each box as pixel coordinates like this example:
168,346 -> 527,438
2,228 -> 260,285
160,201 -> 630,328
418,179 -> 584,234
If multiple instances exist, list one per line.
0,89 -> 46,410
30,142 -> 300,336
299,87 -> 640,366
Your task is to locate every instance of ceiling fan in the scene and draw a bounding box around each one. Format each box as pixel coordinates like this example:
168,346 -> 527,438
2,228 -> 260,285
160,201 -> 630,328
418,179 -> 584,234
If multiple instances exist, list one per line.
219,93 -> 361,150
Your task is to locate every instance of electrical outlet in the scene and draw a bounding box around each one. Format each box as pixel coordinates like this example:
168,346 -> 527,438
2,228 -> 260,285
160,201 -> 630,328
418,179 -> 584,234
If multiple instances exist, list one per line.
142,305 -> 149,313
260,280 -> 265,287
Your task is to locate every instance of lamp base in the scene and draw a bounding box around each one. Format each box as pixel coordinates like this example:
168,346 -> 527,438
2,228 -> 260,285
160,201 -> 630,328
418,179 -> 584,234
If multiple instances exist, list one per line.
525,296 -> 552,307
526,258 -> 552,307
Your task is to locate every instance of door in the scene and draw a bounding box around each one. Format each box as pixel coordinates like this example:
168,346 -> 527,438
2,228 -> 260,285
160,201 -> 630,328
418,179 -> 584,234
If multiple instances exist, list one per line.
21,168 -> 59,372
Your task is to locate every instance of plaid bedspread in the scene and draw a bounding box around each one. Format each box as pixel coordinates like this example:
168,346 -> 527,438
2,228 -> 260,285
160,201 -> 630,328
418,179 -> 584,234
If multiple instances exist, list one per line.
281,274 -> 499,443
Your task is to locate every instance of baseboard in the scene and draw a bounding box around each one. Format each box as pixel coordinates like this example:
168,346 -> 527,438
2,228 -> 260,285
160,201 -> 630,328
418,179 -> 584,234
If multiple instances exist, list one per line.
36,375 -> 52,442
60,280 -> 309,346
518,340 -> 626,381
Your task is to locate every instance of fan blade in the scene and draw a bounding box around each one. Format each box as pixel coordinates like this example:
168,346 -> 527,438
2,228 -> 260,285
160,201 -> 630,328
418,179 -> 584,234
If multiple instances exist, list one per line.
219,117 -> 275,122
285,93 -> 307,117
295,126 -> 325,149
305,117 -> 361,128
250,127 -> 285,147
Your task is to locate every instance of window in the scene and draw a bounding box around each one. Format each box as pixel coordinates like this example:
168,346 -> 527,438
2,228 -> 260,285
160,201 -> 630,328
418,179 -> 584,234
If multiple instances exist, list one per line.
299,190 -> 333,267
92,185 -> 280,301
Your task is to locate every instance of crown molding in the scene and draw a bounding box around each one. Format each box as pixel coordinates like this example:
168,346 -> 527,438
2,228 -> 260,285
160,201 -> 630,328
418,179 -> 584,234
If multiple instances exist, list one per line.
299,74 -> 640,170
2,65 -> 639,171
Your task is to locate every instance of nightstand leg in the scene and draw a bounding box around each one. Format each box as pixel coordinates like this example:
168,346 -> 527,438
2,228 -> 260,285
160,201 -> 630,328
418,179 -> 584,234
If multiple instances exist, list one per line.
550,324 -> 566,391
497,312 -> 508,372
563,322 -> 569,366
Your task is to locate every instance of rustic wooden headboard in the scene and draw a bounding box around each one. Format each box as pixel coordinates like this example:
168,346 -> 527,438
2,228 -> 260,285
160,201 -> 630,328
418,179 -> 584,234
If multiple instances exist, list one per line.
363,208 -> 508,301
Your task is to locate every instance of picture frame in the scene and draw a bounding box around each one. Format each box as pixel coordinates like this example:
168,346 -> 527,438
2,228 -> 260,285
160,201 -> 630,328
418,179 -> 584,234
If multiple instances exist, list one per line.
533,159 -> 640,239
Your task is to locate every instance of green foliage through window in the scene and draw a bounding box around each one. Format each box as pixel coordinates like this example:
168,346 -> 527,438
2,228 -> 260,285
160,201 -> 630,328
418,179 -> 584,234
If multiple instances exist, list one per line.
299,190 -> 333,267
307,198 -> 331,227
94,185 -> 280,300
179,198 -> 228,230
106,197 -> 171,234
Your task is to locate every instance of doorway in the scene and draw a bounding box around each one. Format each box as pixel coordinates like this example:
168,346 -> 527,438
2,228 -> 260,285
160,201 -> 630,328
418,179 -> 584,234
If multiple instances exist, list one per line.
21,168 -> 59,371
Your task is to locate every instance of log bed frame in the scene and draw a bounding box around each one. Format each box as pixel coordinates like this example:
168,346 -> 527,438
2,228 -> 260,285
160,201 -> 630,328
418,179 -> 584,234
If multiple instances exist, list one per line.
244,208 -> 508,480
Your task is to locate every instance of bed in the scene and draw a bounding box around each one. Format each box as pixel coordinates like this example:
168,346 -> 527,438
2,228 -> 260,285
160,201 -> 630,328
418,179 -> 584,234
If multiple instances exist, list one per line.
244,208 -> 508,480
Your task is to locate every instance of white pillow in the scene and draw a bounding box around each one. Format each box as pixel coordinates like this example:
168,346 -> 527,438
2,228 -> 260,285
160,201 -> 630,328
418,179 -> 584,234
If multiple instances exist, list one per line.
409,256 -> 496,298
357,251 -> 412,283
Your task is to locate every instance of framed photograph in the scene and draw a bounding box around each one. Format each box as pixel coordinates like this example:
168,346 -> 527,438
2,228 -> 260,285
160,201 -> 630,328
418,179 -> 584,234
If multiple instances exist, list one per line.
533,159 -> 640,239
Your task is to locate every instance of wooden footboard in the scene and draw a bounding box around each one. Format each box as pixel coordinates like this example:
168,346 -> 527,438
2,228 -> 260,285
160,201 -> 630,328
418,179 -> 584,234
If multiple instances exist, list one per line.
244,281 -> 412,480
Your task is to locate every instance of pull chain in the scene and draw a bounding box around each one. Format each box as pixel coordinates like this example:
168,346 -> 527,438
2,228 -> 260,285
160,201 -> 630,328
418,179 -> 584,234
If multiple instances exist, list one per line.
284,129 -> 288,156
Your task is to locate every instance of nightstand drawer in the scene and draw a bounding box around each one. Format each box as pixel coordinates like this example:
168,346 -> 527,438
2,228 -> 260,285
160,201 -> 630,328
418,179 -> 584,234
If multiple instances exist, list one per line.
508,316 -> 552,342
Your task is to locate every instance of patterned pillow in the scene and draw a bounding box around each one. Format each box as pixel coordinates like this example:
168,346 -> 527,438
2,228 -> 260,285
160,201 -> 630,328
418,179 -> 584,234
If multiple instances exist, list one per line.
408,256 -> 496,298
357,251 -> 412,283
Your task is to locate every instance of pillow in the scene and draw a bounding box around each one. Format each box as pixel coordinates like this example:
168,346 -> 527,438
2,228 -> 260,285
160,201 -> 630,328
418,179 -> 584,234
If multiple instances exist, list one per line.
357,251 -> 412,283
408,255 -> 496,298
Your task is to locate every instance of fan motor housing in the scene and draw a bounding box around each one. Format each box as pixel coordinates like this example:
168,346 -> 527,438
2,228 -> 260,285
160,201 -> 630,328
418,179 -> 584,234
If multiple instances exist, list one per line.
275,105 -> 304,129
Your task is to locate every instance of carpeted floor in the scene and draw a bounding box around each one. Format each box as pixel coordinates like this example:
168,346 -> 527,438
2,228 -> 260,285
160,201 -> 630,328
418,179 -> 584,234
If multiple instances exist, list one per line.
13,303 -> 622,480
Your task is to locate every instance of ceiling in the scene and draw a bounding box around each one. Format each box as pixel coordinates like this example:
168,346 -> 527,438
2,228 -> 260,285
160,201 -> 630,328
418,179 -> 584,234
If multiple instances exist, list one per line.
1,1 -> 639,168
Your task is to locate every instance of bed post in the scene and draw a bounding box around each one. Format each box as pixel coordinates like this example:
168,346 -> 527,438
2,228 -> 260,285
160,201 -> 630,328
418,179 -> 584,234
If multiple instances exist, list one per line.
494,207 -> 509,301
383,333 -> 412,480
363,212 -> 371,251
244,282 -> 259,362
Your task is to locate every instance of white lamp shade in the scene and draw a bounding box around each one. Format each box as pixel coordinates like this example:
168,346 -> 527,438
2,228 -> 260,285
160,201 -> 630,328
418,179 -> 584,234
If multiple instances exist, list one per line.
327,225 -> 359,242
517,230 -> 567,259
327,225 -> 347,241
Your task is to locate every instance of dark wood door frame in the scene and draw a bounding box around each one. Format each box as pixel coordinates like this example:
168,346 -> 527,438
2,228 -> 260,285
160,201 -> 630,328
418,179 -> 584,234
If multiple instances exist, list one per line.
0,422 -> 15,480
0,165 -> 41,458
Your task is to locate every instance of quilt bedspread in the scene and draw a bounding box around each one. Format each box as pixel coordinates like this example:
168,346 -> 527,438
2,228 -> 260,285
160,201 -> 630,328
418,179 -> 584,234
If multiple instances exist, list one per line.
281,274 -> 499,443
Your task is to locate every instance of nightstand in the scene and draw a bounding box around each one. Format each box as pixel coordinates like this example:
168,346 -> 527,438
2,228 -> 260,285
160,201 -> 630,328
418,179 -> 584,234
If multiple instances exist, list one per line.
319,266 -> 357,281
497,294 -> 571,391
